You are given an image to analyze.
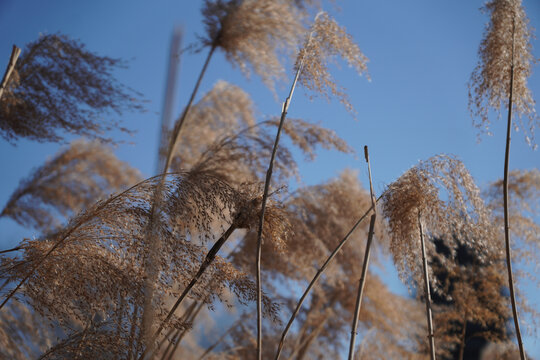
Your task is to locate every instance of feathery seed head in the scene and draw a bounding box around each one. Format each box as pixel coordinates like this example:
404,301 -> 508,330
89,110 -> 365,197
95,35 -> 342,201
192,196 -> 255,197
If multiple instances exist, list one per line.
0,139 -> 141,232
296,12 -> 369,114
468,0 -> 538,146
381,155 -> 494,287
202,0 -> 305,90
0,34 -> 143,143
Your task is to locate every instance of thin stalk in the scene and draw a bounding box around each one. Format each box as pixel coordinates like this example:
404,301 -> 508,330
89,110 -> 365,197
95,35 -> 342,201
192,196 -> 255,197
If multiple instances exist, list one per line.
348,146 -> 377,360
164,302 -> 205,360
127,303 -> 140,360
198,313 -> 253,360
157,301 -> 197,359
156,28 -> 183,173
0,45 -> 21,100
503,14 -> 526,360
255,18 -> 320,356
347,214 -> 376,360
457,318 -> 467,360
160,328 -> 181,360
418,212 -> 436,360
274,197 -> 381,360
0,245 -> 22,254
158,327 -> 178,360
138,223 -> 237,360
290,315 -> 329,360
256,61 -> 301,360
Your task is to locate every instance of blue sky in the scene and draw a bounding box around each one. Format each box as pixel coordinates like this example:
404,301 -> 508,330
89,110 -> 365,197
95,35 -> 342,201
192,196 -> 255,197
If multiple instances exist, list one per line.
0,0 -> 539,356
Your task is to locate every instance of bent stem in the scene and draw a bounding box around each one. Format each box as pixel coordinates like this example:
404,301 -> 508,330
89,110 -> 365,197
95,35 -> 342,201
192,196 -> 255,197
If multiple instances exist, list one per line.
502,14 -> 526,360
138,223 -> 237,360
289,314 -> 330,360
347,146 -> 377,360
418,211 -> 436,360
0,245 -> 22,255
274,197 -> 381,360
163,43 -> 217,172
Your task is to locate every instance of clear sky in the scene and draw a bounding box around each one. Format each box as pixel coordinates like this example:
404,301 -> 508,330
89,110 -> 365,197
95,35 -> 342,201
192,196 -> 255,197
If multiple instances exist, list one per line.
0,0 -> 539,356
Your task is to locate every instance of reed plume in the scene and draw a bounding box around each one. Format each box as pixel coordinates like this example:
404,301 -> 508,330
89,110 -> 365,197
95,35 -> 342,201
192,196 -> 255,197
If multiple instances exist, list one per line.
296,12 -> 369,114
0,34 -> 143,144
381,155 -> 493,285
164,0 -> 306,172
0,139 -> 141,232
169,82 -> 352,184
0,172 -> 277,327
201,0 -> 304,90
468,0 -> 537,145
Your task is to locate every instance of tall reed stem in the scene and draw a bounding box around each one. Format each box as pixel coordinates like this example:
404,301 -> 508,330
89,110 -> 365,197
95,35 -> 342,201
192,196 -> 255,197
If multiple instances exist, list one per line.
503,14 -> 526,360
256,13 -> 326,356
0,45 -> 21,100
255,42 -> 305,360
418,211 -> 436,360
348,146 -> 377,360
